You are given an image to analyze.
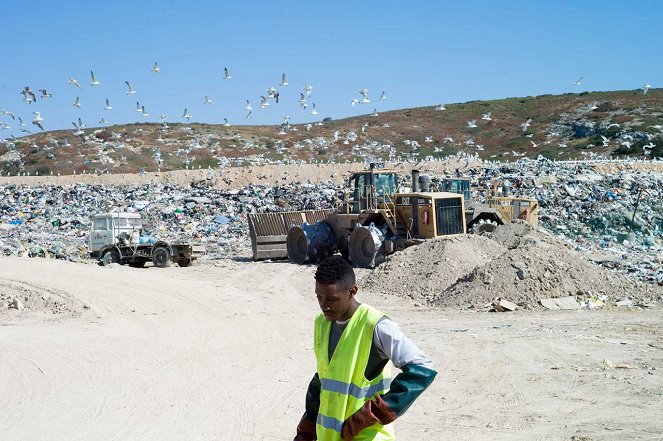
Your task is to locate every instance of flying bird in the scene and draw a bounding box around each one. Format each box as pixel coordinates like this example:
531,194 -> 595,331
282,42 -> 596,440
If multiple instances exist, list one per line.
310,103 -> 318,115
379,91 -> 387,100
223,118 -> 231,127
204,96 -> 214,105
21,87 -> 36,103
245,100 -> 252,111
67,77 -> 81,88
358,88 -> 370,103
73,96 -> 81,108
572,76 -> 583,85
32,112 -> 44,131
280,73 -> 288,86
521,118 -> 532,132
481,111 -> 492,121
182,108 -> 192,121
151,62 -> 160,73
223,67 -> 232,79
90,71 -> 101,86
642,83 -> 652,94
141,105 -> 149,117
371,108 -> 379,117
38,89 -> 53,98
104,98 -> 113,110
135,101 -> 142,112
125,81 -> 136,95
467,119 -> 477,128
351,98 -> 360,107
304,85 -> 313,97
245,110 -> 252,119
435,104 -> 446,111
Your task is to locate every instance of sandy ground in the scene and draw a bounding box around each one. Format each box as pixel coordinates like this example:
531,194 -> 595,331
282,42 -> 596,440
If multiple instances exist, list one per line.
1,257 -> 662,441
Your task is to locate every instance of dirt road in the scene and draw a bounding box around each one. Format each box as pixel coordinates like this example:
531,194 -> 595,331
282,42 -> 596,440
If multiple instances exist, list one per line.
1,257 -> 661,440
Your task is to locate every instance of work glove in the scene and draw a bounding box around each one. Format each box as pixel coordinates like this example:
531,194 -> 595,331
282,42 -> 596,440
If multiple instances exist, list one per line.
293,415 -> 317,441
340,395 -> 396,441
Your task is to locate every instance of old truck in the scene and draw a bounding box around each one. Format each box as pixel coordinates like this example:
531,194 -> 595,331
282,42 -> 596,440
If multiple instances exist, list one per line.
89,212 -> 205,267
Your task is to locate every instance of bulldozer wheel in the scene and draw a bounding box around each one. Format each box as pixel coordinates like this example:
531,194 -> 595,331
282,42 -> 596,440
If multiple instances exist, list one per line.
152,246 -> 171,268
101,250 -> 120,266
471,220 -> 498,235
178,258 -> 193,267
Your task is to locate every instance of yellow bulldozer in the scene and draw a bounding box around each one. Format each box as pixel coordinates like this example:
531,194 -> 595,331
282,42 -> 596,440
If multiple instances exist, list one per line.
247,165 -> 537,268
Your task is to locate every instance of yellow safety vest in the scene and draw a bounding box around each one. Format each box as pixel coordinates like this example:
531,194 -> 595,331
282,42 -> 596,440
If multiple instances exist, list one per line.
314,304 -> 395,441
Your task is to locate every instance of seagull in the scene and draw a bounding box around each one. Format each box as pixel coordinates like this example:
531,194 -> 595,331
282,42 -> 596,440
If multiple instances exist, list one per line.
642,83 -> 652,94
104,98 -> 113,110
73,96 -> 81,108
304,85 -> 313,97
0,109 -> 15,120
72,120 -> 84,136
125,81 -> 136,95
204,96 -> 214,105
38,89 -> 53,98
467,119 -> 477,128
371,108 -> 379,117
22,86 -> 37,103
245,110 -> 252,119
67,77 -> 81,88
280,73 -> 288,86
99,117 -> 109,124
223,67 -> 232,80
78,117 -> 86,128
310,103 -> 318,115
358,88 -> 370,103
90,71 -> 101,86
425,136 -> 433,143
182,108 -> 192,121
141,105 -> 149,117
32,112 -> 44,131
572,76 -> 583,85
601,135 -> 609,147
379,91 -> 387,100
18,117 -> 25,127
530,140 -> 539,148
481,111 -> 492,121
298,93 -> 307,109
588,101 -> 598,111
351,98 -> 360,107
223,118 -> 231,127
61,138 -> 71,147
521,118 -> 532,132
558,142 -> 567,148
135,101 -> 142,112
260,96 -> 270,108
151,62 -> 160,73
443,136 -> 454,144
435,104 -> 446,111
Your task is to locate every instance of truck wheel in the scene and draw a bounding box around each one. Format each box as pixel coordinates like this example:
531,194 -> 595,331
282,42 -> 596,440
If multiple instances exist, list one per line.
102,250 -> 120,266
152,247 -> 171,268
178,258 -> 193,267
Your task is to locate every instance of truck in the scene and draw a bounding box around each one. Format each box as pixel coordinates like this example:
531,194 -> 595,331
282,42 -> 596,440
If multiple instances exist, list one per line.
89,212 -> 205,267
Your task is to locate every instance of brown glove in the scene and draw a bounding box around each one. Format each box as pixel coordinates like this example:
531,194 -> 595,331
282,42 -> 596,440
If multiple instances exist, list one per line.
293,414 -> 317,441
341,395 -> 397,441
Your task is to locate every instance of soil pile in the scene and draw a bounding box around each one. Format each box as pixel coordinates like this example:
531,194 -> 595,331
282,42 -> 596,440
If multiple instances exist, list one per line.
362,221 -> 662,309
0,278 -> 89,322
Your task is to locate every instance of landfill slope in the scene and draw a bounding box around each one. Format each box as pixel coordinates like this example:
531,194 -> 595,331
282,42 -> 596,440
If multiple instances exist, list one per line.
363,222 -> 661,309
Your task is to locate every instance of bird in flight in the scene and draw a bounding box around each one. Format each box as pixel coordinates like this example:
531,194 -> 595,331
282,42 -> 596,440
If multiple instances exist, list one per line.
304,85 -> 313,98
125,81 -> 137,95
572,76 -> 583,85
359,88 -> 370,103
310,103 -> 318,115
105,98 -> 113,110
379,91 -> 387,100
38,89 -> 53,98
32,111 -> 45,131
73,96 -> 81,108
351,98 -> 360,107
521,118 -> 532,132
21,86 -> 37,103
204,96 -> 214,105
245,110 -> 252,119
280,73 -> 288,86
481,111 -> 492,121
90,71 -> 101,86
182,108 -> 192,121
245,100 -> 252,111
223,67 -> 232,80
67,77 -> 81,88
151,62 -> 160,73
435,104 -> 446,111
371,108 -> 379,117
467,119 -> 477,128
223,118 -> 231,127
641,83 -> 652,94
135,101 -> 143,112
141,105 -> 149,117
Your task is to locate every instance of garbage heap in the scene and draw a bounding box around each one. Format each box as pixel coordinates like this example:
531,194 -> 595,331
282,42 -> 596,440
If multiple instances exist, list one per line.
0,180 -> 339,262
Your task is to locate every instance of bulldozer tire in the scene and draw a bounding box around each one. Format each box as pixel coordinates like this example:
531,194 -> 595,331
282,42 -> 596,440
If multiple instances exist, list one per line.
152,246 -> 171,268
178,258 -> 193,267
348,226 -> 380,269
471,219 -> 498,235
286,226 -> 309,264
101,250 -> 120,266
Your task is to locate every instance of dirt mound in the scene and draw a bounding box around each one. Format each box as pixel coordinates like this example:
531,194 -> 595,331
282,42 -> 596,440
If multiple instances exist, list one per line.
361,234 -> 507,300
0,278 -> 90,322
362,221 -> 662,309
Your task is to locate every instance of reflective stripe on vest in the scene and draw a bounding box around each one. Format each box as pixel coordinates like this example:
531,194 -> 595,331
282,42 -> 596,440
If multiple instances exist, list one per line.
313,304 -> 396,441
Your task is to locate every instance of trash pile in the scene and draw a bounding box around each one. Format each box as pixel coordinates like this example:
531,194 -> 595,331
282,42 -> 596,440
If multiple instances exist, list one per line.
362,221 -> 662,309
0,180 -> 339,262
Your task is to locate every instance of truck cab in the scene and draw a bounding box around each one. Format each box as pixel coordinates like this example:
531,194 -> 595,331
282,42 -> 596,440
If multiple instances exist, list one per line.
89,212 -> 142,258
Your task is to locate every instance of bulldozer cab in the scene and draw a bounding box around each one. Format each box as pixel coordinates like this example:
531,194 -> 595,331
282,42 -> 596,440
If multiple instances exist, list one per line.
440,178 -> 472,206
349,169 -> 398,213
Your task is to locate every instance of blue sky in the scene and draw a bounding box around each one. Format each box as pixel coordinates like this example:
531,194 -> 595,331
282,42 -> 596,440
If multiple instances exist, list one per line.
1,0 -> 661,138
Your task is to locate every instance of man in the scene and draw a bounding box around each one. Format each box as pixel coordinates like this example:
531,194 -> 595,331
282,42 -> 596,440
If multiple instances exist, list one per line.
294,256 -> 437,441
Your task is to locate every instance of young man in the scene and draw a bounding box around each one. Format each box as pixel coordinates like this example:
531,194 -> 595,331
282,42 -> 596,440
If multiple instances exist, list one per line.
294,256 -> 437,441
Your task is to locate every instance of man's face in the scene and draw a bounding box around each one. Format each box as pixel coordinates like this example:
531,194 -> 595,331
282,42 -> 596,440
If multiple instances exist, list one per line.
316,281 -> 357,322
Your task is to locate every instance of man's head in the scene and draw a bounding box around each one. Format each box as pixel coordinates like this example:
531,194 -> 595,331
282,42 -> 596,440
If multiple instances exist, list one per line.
315,256 -> 358,322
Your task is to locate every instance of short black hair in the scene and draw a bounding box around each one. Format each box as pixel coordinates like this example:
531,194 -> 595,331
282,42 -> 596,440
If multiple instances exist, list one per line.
315,256 -> 356,291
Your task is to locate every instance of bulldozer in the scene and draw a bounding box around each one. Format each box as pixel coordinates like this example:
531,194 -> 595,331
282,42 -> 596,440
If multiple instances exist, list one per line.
247,164 -> 466,268
438,177 -> 538,234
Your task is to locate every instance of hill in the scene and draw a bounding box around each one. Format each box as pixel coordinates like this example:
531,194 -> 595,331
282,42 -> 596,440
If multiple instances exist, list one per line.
1,89 -> 662,176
